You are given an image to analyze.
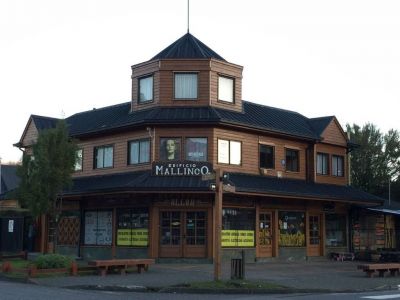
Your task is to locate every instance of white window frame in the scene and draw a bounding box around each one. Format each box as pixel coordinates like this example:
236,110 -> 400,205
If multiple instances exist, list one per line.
128,139 -> 151,165
174,73 -> 198,99
218,76 -> 234,103
74,149 -> 83,171
94,145 -> 114,169
218,139 -> 241,165
138,75 -> 154,103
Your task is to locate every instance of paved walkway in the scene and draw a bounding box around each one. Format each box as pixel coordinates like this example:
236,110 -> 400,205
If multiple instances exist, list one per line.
31,259 -> 400,293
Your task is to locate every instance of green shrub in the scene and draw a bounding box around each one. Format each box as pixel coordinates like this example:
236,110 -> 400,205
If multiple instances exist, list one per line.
34,254 -> 73,269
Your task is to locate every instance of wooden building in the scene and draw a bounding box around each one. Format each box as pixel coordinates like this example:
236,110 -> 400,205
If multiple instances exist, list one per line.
15,33 -> 383,261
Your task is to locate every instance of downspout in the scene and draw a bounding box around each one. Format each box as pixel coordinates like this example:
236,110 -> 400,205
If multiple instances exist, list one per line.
147,127 -> 156,162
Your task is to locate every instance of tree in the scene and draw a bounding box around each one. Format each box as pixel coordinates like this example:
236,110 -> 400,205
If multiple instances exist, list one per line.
17,120 -> 77,251
346,123 -> 400,200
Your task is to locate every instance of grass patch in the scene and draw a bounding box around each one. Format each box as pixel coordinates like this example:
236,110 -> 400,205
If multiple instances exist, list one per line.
184,280 -> 287,290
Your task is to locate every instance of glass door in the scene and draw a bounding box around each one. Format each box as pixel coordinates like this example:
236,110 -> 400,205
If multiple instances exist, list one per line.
259,212 -> 273,257
308,214 -> 321,256
160,211 -> 182,257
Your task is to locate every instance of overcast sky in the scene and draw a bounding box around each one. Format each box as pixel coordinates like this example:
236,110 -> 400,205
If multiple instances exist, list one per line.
1,0 -> 399,163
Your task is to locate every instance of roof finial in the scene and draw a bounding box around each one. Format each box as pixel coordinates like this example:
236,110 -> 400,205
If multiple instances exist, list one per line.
187,0 -> 190,33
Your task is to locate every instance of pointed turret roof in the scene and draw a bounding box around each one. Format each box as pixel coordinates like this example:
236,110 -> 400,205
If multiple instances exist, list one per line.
151,32 -> 225,61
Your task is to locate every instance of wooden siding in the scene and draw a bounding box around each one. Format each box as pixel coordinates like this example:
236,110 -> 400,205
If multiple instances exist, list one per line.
131,60 -> 160,112
315,143 -> 348,185
321,119 -> 347,146
21,118 -> 39,147
213,128 -> 308,180
73,130 -> 152,178
210,59 -> 243,113
158,60 -> 211,107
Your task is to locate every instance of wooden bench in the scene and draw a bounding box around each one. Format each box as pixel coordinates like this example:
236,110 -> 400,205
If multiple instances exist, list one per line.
330,252 -> 355,261
88,259 -> 155,276
358,263 -> 400,278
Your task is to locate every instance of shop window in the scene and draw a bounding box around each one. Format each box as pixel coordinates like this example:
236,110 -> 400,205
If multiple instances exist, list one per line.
160,138 -> 181,161
94,145 -> 113,169
185,211 -> 206,245
138,75 -> 153,103
222,208 -> 255,247
218,139 -> 241,165
74,149 -> 83,171
259,144 -> 274,169
57,211 -> 80,246
278,211 -> 305,247
186,137 -> 207,162
316,152 -> 329,175
332,155 -> 344,177
128,139 -> 150,165
285,149 -> 299,172
84,210 -> 112,245
325,214 -> 347,247
117,208 -> 149,247
174,73 -> 198,99
218,76 -> 234,103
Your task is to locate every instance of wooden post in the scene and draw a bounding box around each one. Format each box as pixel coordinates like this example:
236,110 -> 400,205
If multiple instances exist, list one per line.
214,169 -> 223,281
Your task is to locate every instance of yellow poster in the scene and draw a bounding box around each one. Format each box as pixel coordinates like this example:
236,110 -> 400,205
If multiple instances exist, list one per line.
117,229 -> 148,246
221,230 -> 254,247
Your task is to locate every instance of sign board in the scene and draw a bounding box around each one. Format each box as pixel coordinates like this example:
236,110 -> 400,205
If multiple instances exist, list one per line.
153,161 -> 213,176
117,229 -> 148,246
222,184 -> 236,193
221,230 -> 254,247
201,172 -> 216,181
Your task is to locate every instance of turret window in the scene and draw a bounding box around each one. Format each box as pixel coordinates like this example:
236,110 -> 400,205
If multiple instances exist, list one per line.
138,75 -> 153,103
332,155 -> 344,177
218,76 -> 234,103
174,73 -> 198,99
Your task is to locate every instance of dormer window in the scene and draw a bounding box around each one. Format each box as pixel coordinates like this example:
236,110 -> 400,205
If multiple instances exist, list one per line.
174,73 -> 198,99
138,75 -> 153,103
218,76 -> 234,103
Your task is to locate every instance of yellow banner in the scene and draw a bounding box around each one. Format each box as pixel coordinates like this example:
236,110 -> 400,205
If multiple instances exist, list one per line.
117,229 -> 148,246
221,230 -> 254,247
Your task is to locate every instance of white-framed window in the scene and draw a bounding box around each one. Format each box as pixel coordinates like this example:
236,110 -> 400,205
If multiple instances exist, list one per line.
74,149 -> 83,171
128,139 -> 150,165
218,139 -> 241,165
138,75 -> 153,103
84,210 -> 112,245
332,155 -> 344,177
186,137 -> 207,162
94,145 -> 113,169
316,152 -> 329,175
218,76 -> 234,103
174,73 -> 198,99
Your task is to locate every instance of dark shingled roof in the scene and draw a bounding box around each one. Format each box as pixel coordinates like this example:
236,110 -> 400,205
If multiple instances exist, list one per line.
65,170 -> 212,195
308,116 -> 334,137
226,173 -> 384,205
64,101 -> 320,140
31,115 -> 59,131
64,170 -> 383,205
0,165 -> 20,199
151,33 -> 225,61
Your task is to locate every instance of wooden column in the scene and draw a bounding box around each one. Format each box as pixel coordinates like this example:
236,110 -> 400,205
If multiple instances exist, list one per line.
274,210 -> 279,257
214,169 -> 223,281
